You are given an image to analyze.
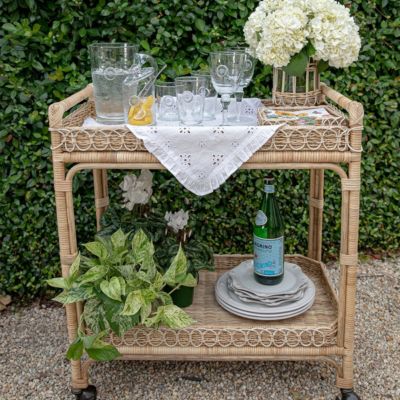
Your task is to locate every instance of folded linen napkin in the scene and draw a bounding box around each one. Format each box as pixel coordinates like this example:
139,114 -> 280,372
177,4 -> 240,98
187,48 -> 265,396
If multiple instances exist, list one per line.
227,275 -> 308,306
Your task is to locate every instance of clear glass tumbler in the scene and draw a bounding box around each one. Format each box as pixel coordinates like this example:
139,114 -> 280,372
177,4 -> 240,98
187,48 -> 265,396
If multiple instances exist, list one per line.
90,43 -> 157,124
155,82 -> 178,122
175,77 -> 206,125
191,72 -> 218,120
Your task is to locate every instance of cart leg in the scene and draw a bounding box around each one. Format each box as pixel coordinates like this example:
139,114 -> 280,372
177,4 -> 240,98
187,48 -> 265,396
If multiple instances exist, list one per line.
336,160 -> 361,399
308,169 -> 324,261
93,169 -> 109,231
53,161 -> 91,391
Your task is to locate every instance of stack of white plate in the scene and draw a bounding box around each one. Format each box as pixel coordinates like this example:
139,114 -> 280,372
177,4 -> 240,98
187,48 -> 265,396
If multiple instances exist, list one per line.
215,260 -> 315,320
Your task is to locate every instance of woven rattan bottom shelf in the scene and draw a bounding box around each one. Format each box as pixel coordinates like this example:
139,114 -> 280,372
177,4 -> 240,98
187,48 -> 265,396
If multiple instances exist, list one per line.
107,254 -> 338,360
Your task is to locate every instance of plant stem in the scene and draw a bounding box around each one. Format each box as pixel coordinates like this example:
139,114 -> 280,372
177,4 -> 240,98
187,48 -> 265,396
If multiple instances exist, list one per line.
168,284 -> 182,295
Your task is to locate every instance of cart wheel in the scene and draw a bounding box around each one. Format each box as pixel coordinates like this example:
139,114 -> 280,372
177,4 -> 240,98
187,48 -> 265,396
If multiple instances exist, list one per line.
336,388 -> 361,400
72,385 -> 97,400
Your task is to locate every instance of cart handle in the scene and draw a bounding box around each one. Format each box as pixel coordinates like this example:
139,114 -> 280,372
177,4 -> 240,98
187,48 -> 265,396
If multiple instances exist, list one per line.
48,84 -> 93,128
320,83 -> 363,127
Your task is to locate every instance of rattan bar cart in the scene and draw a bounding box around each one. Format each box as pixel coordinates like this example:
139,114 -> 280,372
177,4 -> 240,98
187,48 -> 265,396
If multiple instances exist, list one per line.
48,83 -> 363,400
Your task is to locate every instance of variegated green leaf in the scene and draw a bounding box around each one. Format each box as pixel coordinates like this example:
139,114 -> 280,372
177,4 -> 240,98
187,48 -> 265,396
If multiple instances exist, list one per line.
117,276 -> 126,296
132,229 -> 154,267
111,228 -> 127,249
100,276 -> 123,302
157,291 -> 173,305
47,277 -> 69,289
140,302 -> 152,322
143,307 -> 163,328
66,337 -> 84,360
141,288 -> 157,303
78,265 -> 107,285
163,245 -> 188,286
83,299 -> 109,334
152,272 -> 164,292
136,270 -> 151,284
53,286 -> 95,304
100,293 -> 139,337
86,344 -> 121,361
69,253 -> 81,279
121,290 -> 144,316
126,277 -> 146,290
179,273 -> 197,288
84,241 -> 108,259
95,235 -> 113,255
113,264 -> 136,280
142,248 -> 156,280
161,304 -> 195,329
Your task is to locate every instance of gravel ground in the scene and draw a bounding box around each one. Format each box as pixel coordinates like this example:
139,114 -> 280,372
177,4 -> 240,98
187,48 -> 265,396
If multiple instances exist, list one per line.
1,257 -> 399,400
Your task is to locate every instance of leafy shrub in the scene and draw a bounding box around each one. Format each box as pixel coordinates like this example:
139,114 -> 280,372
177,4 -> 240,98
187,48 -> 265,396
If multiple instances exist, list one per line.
0,0 -> 399,300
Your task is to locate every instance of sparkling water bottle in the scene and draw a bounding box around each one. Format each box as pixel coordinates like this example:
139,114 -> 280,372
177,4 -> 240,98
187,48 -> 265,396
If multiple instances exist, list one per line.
253,177 -> 285,285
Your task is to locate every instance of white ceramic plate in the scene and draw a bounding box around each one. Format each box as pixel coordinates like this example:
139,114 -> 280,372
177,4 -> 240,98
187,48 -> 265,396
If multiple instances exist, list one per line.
215,289 -> 315,320
215,267 -> 316,316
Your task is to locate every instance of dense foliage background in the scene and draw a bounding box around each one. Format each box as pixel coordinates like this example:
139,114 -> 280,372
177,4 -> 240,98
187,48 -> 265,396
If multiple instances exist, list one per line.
0,0 -> 399,299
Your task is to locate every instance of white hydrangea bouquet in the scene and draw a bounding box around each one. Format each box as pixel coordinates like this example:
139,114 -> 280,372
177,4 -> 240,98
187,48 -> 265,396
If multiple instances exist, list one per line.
244,0 -> 361,76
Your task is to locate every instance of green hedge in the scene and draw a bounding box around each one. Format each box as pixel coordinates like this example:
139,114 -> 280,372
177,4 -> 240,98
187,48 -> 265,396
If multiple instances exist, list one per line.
0,0 -> 399,300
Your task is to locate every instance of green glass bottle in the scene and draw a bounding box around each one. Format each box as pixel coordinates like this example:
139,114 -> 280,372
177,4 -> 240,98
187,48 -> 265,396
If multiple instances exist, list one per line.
253,177 -> 285,285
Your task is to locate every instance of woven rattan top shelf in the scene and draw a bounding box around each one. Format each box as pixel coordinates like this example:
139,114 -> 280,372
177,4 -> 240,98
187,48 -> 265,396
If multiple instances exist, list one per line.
105,254 -> 338,359
49,83 -> 364,163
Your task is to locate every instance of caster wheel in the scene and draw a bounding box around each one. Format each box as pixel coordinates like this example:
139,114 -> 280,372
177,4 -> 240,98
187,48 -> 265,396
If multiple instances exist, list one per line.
336,388 -> 361,400
72,385 -> 97,400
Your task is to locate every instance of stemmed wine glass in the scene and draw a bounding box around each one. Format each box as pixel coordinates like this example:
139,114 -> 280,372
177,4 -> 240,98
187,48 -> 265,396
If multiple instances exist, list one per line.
227,48 -> 256,124
209,51 -> 246,125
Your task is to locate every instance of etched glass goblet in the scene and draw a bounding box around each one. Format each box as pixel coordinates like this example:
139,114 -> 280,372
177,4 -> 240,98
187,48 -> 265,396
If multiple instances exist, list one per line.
209,51 -> 246,125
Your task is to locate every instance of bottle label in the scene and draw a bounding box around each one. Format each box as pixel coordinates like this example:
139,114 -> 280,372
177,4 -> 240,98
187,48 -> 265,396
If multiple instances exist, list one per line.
253,235 -> 284,277
255,210 -> 268,226
264,184 -> 275,193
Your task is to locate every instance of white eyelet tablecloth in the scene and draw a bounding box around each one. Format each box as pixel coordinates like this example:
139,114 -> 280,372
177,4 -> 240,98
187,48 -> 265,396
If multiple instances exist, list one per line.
84,99 -> 282,196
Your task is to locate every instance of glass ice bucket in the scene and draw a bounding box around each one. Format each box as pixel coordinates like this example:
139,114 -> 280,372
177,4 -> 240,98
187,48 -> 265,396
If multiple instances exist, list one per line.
122,68 -> 155,126
90,43 -> 157,124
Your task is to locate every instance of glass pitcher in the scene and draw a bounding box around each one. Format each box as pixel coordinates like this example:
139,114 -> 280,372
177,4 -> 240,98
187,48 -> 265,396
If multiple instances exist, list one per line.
90,43 -> 157,124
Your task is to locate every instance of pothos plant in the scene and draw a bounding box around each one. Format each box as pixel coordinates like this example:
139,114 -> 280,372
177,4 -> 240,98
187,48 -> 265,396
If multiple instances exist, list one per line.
47,229 -> 197,361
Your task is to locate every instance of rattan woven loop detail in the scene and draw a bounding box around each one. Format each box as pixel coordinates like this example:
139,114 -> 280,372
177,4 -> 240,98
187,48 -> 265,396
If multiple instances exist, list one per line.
341,179 -> 361,192
95,196 -> 109,208
272,90 -> 323,107
340,253 -> 358,266
310,197 -> 324,209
